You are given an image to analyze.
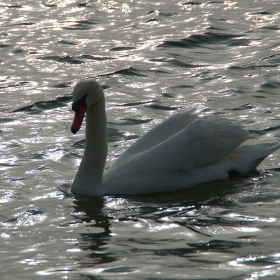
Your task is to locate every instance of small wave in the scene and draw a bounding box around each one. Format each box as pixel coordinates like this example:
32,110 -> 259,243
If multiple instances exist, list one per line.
260,80 -> 280,89
71,139 -> 85,149
78,54 -> 115,61
108,128 -> 137,142
13,95 -> 72,114
144,103 -> 178,111
251,11 -> 273,16
119,100 -> 153,107
263,124 -> 280,133
158,32 -> 242,49
145,18 -> 158,23
58,40 -> 78,46
261,25 -> 280,30
38,54 -> 83,64
76,19 -> 99,25
52,82 -> 72,88
44,1 -> 57,7
181,1 -> 202,6
13,49 -> 25,54
8,21 -> 34,27
227,38 -> 251,47
119,118 -> 152,125
231,104 -> 256,111
0,81 -> 29,90
261,54 -> 280,65
112,67 -> 147,77
110,46 -> 136,52
62,20 -> 99,30
97,66 -> 171,80
228,64 -> 278,71
0,43 -> 11,48
165,58 -> 209,68
208,1 -> 225,3
170,84 -> 194,89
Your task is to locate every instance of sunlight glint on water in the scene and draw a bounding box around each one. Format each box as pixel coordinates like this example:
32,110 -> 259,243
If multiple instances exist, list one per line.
1,0 -> 280,279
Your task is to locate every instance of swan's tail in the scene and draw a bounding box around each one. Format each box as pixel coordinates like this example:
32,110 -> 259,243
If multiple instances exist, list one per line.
222,142 -> 280,174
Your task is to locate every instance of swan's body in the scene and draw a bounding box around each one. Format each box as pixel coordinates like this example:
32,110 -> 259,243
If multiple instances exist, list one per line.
70,80 -> 280,196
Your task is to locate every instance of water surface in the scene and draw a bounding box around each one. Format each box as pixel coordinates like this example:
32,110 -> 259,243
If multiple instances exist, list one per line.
1,0 -> 280,279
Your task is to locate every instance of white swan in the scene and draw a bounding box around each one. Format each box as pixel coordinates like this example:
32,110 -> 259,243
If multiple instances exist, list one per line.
70,80 -> 280,196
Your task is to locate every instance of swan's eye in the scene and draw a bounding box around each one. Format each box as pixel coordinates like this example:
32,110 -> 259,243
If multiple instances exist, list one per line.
72,94 -> 88,112
72,102 -> 79,112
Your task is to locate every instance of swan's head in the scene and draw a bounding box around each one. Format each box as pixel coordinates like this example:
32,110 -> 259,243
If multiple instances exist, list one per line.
71,80 -> 104,134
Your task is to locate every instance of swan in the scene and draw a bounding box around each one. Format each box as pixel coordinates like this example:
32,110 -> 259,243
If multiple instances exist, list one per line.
70,80 -> 280,196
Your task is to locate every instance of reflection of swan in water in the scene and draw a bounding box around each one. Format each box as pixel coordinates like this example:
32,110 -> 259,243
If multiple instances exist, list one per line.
70,80 -> 280,196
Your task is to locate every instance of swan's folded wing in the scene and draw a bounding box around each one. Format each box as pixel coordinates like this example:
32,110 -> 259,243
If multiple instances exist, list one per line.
185,118 -> 249,170
118,110 -> 199,161
133,117 -> 249,174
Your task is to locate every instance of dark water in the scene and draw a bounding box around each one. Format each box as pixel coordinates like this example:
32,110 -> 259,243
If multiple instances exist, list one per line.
1,0 -> 280,279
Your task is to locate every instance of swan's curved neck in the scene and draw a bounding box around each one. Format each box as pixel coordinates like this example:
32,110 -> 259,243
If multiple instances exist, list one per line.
79,97 -> 108,184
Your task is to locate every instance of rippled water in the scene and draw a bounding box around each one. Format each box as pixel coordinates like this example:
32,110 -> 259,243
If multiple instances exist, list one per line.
1,0 -> 280,279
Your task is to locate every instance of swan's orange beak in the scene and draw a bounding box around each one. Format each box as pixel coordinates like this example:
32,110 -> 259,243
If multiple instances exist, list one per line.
71,106 -> 87,134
